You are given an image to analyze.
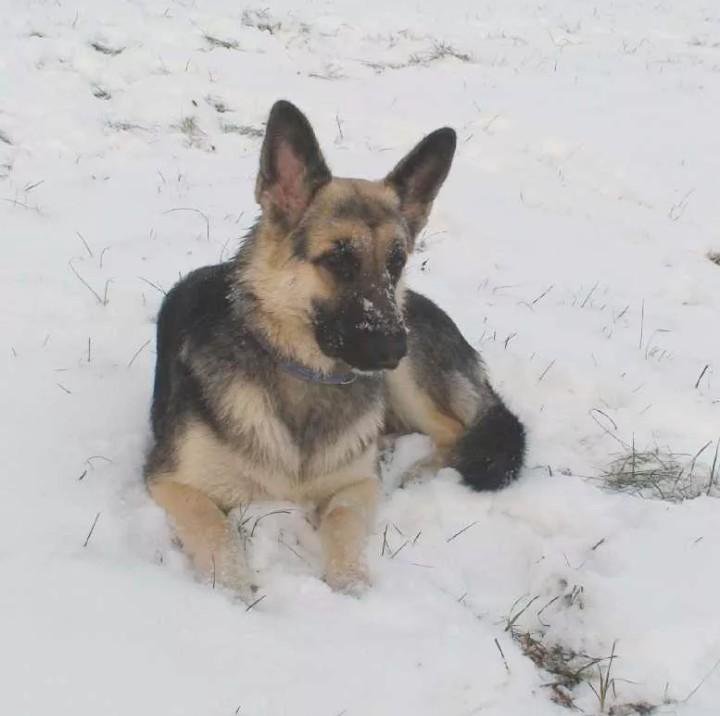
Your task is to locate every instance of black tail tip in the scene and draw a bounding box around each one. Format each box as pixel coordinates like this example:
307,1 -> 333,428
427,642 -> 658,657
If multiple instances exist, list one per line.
452,401 -> 526,492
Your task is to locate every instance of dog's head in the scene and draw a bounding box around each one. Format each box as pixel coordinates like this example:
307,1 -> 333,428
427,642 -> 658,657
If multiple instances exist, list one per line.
248,100 -> 456,372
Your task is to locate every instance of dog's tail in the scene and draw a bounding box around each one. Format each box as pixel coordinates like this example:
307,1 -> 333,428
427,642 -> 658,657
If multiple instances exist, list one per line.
451,390 -> 526,491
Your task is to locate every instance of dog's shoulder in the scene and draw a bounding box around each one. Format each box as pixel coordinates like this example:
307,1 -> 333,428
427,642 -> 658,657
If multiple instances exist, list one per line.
160,262 -> 235,340
160,261 -> 261,363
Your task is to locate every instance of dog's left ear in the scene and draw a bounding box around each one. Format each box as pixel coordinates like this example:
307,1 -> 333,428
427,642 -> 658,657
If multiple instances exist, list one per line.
256,100 -> 331,229
384,127 -> 456,238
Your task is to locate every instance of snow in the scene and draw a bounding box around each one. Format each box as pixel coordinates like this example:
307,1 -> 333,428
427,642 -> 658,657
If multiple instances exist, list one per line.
1,0 -> 719,714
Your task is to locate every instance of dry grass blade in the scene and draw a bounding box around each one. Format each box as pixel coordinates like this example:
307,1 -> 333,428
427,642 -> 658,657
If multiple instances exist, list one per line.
69,259 -> 108,305
380,523 -> 390,556
538,359 -> 556,383
588,640 -> 617,712
446,520 -> 479,543
494,637 -> 510,673
90,41 -> 124,56
1,196 -> 43,213
581,281 -> 599,308
249,509 -> 292,538
164,207 -> 210,241
139,276 -> 166,295
505,595 -> 540,632
589,408 -> 630,449
694,363 -> 710,389
76,231 -> 93,257
24,179 -> 45,192
127,339 -> 151,367
682,655 -> 720,703
531,283 -> 554,306
390,540 -> 409,559
707,439 -> 720,496
245,594 -> 266,612
83,512 -> 101,547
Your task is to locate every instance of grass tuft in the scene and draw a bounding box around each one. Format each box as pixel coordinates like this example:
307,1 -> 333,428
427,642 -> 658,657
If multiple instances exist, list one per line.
412,41 -> 473,64
241,8 -> 281,34
601,441 -> 720,501
204,34 -> 240,50
173,116 -> 211,149
92,85 -> 112,100
206,96 -> 231,113
365,40 -> 473,73
500,589 -> 662,712
222,123 -> 264,138
608,703 -> 657,715
308,64 -> 346,81
106,120 -> 149,133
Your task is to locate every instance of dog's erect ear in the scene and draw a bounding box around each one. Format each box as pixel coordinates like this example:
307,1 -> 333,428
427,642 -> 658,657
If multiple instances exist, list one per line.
255,100 -> 331,228
384,127 -> 456,238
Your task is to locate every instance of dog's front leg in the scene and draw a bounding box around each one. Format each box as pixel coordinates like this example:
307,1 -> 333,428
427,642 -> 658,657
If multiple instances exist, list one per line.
318,478 -> 379,594
149,479 -> 254,599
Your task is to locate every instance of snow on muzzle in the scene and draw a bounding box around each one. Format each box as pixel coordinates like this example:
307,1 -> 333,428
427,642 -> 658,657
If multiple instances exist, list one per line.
313,286 -> 407,371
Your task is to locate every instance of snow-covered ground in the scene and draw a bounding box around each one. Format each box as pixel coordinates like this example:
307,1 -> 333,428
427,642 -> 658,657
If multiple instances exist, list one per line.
2,1 -> 719,714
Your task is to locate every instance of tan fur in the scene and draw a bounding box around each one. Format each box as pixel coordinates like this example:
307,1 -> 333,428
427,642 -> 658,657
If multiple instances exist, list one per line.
303,409 -> 383,480
240,229 -> 335,372
217,381 -> 301,482
385,358 -> 465,449
148,401 -> 382,594
148,480 -> 252,595
385,358 -> 471,485
319,478 -> 379,592
306,180 -> 406,267
155,421 -> 268,510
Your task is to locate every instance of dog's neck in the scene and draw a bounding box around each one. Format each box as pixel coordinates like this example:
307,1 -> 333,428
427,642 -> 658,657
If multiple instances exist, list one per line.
248,328 -> 357,385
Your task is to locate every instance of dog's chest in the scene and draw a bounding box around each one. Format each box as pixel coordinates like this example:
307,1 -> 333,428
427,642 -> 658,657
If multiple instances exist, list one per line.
219,374 -> 384,480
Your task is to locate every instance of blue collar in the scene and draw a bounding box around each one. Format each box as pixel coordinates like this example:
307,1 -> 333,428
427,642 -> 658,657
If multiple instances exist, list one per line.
251,331 -> 357,386
276,359 -> 357,385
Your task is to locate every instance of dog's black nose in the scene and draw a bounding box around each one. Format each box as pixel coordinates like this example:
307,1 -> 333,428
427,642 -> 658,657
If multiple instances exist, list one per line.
370,330 -> 407,370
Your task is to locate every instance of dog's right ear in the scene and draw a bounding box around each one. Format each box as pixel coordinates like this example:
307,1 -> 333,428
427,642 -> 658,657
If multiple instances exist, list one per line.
255,100 -> 331,229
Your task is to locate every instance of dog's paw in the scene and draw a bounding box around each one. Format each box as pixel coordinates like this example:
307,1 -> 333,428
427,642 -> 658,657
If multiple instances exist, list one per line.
324,563 -> 370,596
399,460 -> 435,488
210,540 -> 257,602
228,582 -> 263,607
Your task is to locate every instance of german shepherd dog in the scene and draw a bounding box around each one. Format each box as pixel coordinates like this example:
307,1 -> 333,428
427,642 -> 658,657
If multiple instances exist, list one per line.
145,101 -> 525,597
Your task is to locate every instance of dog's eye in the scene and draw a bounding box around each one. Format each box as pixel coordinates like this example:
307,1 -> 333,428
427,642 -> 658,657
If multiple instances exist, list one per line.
316,243 -> 360,281
386,245 -> 407,280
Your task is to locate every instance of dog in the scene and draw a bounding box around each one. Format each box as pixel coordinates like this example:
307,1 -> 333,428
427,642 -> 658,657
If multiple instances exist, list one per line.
144,100 -> 525,597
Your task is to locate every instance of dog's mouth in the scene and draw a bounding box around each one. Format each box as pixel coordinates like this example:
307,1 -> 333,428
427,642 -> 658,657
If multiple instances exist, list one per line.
341,351 -> 404,373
